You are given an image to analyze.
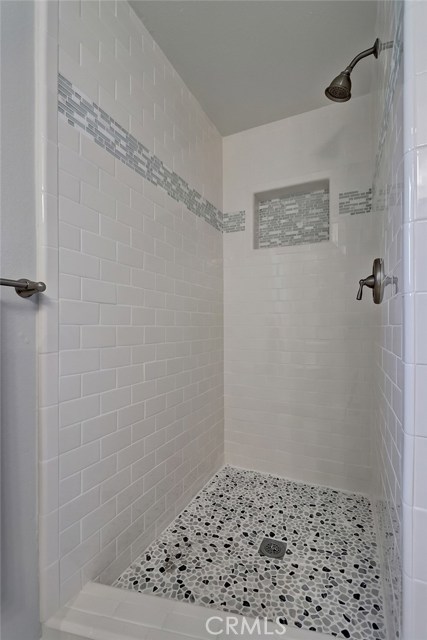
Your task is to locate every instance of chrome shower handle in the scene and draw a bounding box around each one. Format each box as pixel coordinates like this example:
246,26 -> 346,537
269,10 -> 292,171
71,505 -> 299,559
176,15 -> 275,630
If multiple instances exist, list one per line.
356,258 -> 385,304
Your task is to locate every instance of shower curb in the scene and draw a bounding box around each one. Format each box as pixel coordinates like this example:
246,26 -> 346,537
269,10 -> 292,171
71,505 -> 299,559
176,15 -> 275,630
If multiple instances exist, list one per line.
42,582 -> 336,640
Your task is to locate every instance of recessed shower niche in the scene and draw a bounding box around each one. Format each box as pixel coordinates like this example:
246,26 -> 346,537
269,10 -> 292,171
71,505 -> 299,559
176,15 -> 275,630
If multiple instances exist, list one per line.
254,179 -> 329,249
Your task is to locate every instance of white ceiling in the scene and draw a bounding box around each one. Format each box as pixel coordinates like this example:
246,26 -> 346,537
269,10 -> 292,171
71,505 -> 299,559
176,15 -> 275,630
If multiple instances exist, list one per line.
130,1 -> 377,136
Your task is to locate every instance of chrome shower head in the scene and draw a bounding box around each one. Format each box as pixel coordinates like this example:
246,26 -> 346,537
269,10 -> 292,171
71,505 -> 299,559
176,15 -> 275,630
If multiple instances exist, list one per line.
325,38 -> 381,103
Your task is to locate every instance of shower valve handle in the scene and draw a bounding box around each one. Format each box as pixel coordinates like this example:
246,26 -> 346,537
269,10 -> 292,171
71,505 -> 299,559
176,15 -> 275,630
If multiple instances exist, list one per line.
356,258 -> 385,304
356,275 -> 375,300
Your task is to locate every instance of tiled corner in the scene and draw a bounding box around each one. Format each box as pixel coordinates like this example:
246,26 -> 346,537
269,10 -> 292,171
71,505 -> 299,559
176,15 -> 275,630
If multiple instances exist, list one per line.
338,188 -> 372,216
223,211 -> 245,233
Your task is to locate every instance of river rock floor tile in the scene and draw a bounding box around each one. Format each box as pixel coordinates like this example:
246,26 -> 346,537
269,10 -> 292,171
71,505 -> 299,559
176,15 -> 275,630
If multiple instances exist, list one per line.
114,466 -> 385,640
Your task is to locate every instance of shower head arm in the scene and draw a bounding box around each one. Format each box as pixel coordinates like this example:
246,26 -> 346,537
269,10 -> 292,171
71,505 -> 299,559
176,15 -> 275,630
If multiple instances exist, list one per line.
325,38 -> 392,103
347,38 -> 380,72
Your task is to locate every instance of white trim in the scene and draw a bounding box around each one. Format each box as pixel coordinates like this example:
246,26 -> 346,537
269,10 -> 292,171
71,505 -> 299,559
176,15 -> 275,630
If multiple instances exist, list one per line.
43,582 -> 335,640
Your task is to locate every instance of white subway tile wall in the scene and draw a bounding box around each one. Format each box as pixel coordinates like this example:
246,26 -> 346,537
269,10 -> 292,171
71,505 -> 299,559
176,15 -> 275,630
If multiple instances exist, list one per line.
37,2 -> 427,636
400,1 -> 427,637
57,0 -> 222,212
58,75 -> 223,231
223,97 -> 380,494
372,3 -> 404,639
39,0 -> 224,618
37,0 -> 61,620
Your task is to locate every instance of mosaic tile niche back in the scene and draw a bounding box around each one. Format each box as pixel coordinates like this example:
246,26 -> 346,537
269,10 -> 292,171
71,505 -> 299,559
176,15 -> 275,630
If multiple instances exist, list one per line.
256,188 -> 329,249
114,467 -> 385,640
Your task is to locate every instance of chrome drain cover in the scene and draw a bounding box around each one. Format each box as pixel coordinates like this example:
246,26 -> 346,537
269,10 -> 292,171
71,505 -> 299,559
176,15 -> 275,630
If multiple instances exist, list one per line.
258,538 -> 286,559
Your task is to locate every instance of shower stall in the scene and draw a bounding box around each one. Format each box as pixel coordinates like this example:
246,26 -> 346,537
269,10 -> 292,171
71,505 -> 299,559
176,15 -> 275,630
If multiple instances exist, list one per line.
1,1 -> 426,639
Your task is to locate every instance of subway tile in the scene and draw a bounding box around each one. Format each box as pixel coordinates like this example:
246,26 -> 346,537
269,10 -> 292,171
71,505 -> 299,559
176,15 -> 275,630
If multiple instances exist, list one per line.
101,469 -> 131,504
100,346 -> 132,369
81,499 -> 116,540
116,326 -> 144,347
60,532 -> 100,582
59,474 -> 81,508
414,220 -> 427,291
59,487 -> 100,532
117,243 -> 143,268
60,522 -> 81,558
60,248 -> 100,280
101,217 -> 131,245
415,293 -> 427,363
60,375 -> 81,403
59,395 -> 100,429
60,196 -> 99,233
413,507 -> 427,582
82,231 -> 116,262
101,387 -> 132,414
82,369 -> 116,397
118,402 -> 146,430
49,2 -> 223,607
100,260 -> 131,286
59,273 -> 81,300
101,427 -> 132,459
59,424 -> 81,455
81,326 -> 116,349
415,365 -> 427,437
59,144 -> 98,186
60,349 -> 100,376
81,183 -> 116,219
60,441 -> 100,479
100,305 -> 131,326
101,507 -> 132,550
81,278 -> 116,304
82,412 -> 117,445
81,129 -> 115,174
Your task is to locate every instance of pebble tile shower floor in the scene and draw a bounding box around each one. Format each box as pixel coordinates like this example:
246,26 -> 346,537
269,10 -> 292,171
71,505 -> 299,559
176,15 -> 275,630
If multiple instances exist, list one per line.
114,467 -> 385,639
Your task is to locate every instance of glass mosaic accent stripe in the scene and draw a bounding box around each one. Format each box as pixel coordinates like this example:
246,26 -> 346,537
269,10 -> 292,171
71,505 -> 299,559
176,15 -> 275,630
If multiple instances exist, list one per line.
374,3 -> 403,183
256,188 -> 329,249
58,74 -> 223,232
223,210 -> 245,233
339,188 -> 372,215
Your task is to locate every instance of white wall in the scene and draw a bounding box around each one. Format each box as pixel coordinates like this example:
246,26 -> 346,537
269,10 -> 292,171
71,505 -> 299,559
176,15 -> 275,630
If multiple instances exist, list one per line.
371,3 -> 404,639
223,97 -> 379,493
400,1 -> 427,637
373,2 -> 427,638
34,2 -> 427,635
39,0 -> 224,619
58,0 -> 222,212
0,2 -> 40,639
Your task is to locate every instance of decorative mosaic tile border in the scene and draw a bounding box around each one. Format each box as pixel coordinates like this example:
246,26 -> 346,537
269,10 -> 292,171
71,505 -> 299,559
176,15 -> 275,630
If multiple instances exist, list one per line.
256,188 -> 329,249
58,74 -> 223,232
223,210 -> 246,233
374,3 -> 404,183
339,188 -> 372,216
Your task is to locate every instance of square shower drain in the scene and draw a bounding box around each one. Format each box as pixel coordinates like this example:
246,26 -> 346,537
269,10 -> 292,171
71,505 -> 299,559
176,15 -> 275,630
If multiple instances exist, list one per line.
258,538 -> 287,559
